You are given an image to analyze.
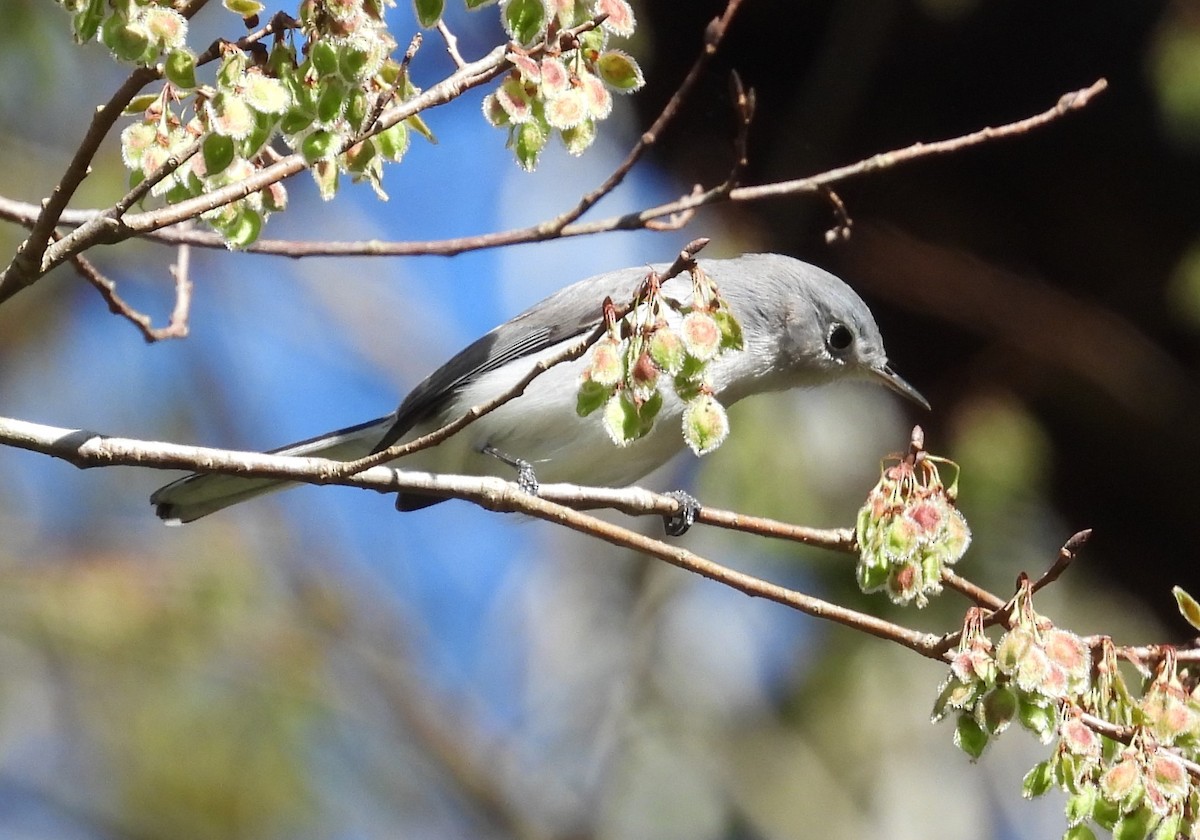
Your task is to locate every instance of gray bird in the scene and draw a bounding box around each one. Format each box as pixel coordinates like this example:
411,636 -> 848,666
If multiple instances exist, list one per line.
151,253 -> 926,524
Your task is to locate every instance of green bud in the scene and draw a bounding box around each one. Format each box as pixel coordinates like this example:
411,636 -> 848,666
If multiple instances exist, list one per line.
560,119 -> 596,156
503,0 -> 547,46
1065,786 -> 1098,828
165,49 -> 197,89
981,685 -> 1018,735
648,329 -> 686,375
953,713 -> 988,761
681,393 -> 728,456
301,129 -> 338,162
413,0 -> 445,27
513,119 -> 547,172
223,0 -> 265,16
376,123 -> 409,161
202,133 -> 236,175
310,40 -> 339,77
595,50 -> 644,93
1021,760 -> 1054,799
311,158 -> 339,200
316,78 -> 348,124
280,108 -> 315,136
576,378 -> 612,417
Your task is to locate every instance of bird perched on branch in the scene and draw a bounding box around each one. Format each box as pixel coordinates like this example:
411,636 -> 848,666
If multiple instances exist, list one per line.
151,252 -> 926,526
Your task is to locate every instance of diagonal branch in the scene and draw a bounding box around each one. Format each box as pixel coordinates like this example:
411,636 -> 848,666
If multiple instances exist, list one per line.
0,411 -> 945,658
8,77 -> 1104,260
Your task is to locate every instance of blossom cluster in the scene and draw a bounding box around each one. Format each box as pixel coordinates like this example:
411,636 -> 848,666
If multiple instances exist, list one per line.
576,264 -> 744,455
936,582 -> 1200,840
481,0 -> 645,170
855,451 -> 971,607
58,0 -> 645,245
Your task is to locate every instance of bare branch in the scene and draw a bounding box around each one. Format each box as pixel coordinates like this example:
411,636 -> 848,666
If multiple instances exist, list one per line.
436,20 -> 466,69
0,411 -> 946,657
10,77 -> 1104,260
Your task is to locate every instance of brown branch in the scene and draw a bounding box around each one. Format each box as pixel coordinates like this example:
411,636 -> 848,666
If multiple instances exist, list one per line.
0,412 -> 945,658
27,77 -> 1104,260
1030,528 -> 1092,595
0,66 -> 159,302
435,20 -> 466,69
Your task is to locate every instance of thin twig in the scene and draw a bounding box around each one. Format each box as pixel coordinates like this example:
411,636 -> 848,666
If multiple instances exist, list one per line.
1030,528 -> 1092,595
0,66 -> 159,300
25,77 -> 1107,260
436,20 -> 466,69
67,236 -> 191,343
0,412 -> 946,658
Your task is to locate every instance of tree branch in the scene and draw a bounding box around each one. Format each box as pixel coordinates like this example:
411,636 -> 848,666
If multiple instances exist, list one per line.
0,412 -> 945,657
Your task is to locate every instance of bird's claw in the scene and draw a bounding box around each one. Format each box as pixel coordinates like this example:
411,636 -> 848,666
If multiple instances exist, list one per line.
482,444 -> 539,496
663,490 -> 702,536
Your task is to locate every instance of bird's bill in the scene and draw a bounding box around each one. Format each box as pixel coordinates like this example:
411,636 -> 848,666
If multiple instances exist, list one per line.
871,363 -> 930,410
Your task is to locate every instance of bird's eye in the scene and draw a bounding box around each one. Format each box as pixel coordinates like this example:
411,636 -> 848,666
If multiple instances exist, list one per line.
826,322 -> 854,354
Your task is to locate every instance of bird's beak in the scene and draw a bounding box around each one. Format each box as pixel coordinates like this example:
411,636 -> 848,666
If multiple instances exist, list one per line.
871,363 -> 930,410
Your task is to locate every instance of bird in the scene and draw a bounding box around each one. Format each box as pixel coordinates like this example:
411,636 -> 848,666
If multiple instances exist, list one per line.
151,253 -> 927,524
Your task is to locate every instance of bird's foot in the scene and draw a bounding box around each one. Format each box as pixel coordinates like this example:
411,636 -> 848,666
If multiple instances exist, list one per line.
481,444 -> 539,496
663,490 -> 702,536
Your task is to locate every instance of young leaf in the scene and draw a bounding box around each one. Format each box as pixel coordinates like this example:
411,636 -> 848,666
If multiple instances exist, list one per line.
413,0 -> 445,27
1172,585 -> 1200,631
953,712 -> 988,760
165,49 -> 197,89
596,50 -> 644,93
1021,760 -> 1054,799
223,0 -> 265,17
202,133 -> 236,176
465,0 -> 497,7
502,0 -> 547,46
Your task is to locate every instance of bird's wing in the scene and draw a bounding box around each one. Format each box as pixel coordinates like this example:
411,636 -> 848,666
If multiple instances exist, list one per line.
372,264 -> 656,452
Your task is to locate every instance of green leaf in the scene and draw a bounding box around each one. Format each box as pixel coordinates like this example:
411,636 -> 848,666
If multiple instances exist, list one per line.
72,0 -> 105,43
1064,826 -> 1098,840
682,393 -> 728,456
1172,585 -> 1200,631
301,129 -> 338,162
202,133 -> 236,176
595,50 -> 645,93
502,0 -> 546,46
413,0 -> 445,28
1065,786 -> 1098,827
405,114 -> 438,144
713,308 -> 744,350
376,123 -> 409,162
513,120 -> 546,172
1021,760 -> 1054,799
953,712 -> 988,760
123,94 -> 161,115
165,49 -> 197,89
309,40 -> 339,77
981,685 -> 1018,735
1150,812 -> 1182,840
311,158 -> 339,201
576,379 -> 612,417
223,0 -> 265,17
1018,696 -> 1057,744
222,208 -> 263,248
316,78 -> 348,124
465,0 -> 497,7
1113,806 -> 1154,840
280,109 -> 314,136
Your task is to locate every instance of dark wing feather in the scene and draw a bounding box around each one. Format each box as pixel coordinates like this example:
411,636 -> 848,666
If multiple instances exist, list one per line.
372,264 -> 655,452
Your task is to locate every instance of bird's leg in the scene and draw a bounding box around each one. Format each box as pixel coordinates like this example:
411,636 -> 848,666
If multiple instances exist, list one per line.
481,444 -> 539,495
663,490 -> 702,536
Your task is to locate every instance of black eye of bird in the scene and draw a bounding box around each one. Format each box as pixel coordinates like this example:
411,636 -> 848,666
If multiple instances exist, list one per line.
826,322 -> 854,353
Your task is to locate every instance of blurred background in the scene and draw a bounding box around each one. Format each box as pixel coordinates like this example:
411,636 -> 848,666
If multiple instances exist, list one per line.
0,0 -> 1196,837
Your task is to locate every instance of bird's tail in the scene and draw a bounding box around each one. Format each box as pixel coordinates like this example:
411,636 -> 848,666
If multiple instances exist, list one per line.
150,415 -> 395,524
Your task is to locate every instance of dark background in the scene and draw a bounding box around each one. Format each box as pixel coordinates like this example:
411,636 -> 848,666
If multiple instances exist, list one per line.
635,0 -> 1200,620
